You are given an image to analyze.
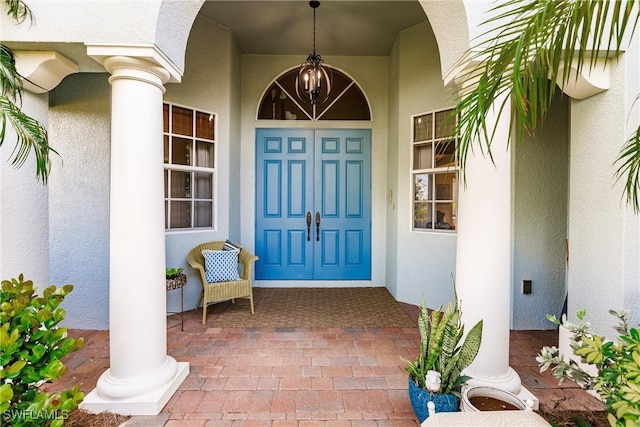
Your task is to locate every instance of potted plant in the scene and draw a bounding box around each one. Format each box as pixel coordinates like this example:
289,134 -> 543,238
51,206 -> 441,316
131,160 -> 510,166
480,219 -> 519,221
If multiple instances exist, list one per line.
402,292 -> 483,422
166,267 -> 184,280
537,309 -> 640,427
166,267 -> 185,289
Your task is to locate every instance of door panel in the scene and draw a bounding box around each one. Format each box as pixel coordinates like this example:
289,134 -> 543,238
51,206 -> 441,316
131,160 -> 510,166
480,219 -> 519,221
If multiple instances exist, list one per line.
313,130 -> 371,280
256,129 -> 314,280
256,128 -> 371,280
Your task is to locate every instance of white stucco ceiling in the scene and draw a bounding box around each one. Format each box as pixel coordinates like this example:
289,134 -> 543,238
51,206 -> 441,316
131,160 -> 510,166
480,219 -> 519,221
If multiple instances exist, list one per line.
198,1 -> 427,56
4,0 -> 428,73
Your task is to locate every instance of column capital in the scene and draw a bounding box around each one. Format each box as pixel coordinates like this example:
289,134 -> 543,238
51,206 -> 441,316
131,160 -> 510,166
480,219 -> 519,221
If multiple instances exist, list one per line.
86,44 -> 182,85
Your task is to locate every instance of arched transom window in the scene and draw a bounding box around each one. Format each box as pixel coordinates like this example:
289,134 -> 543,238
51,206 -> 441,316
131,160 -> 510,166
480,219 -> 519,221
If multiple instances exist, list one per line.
257,67 -> 371,121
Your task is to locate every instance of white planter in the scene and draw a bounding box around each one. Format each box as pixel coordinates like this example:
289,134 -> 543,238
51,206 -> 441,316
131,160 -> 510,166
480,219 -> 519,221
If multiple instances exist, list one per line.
461,386 -> 527,412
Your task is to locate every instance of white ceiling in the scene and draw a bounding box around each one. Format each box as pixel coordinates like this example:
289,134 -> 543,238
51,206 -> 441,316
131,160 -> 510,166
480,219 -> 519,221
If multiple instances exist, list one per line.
198,1 -> 428,56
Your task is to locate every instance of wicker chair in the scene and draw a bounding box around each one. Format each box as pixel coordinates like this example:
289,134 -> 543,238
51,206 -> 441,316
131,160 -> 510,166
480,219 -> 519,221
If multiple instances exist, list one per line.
187,241 -> 258,325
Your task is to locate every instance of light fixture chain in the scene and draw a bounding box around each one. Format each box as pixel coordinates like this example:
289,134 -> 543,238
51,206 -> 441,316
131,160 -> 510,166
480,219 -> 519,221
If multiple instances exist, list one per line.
295,0 -> 332,106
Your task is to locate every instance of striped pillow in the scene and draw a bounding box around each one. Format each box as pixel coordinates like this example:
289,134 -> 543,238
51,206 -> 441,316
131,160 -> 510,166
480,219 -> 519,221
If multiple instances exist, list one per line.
223,240 -> 242,252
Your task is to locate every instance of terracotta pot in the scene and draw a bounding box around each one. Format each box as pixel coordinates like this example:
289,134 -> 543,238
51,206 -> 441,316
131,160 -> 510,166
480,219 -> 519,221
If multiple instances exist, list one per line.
407,377 -> 460,422
461,386 -> 526,412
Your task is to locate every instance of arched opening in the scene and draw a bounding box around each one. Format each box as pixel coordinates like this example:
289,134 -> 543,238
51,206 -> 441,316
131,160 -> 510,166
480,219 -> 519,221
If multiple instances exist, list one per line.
257,66 -> 371,121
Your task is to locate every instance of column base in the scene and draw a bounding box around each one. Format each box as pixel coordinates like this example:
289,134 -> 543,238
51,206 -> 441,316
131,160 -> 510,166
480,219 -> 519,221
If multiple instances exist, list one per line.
80,362 -> 189,415
465,366 -> 539,410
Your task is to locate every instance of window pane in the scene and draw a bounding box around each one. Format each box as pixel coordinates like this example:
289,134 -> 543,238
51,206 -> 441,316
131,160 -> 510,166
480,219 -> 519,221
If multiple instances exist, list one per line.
411,108 -> 458,233
194,201 -> 213,227
435,202 -> 455,230
435,140 -> 456,168
170,171 -> 191,198
413,173 -> 431,201
163,135 -> 169,163
435,173 -> 456,200
164,170 -> 168,198
172,137 -> 191,166
414,202 -> 431,229
195,141 -> 215,168
194,172 -> 213,199
195,111 -> 214,140
413,143 -> 433,170
172,106 -> 193,136
170,201 -> 191,228
414,114 -> 432,141
163,104 -> 169,133
164,201 -> 168,228
435,109 -> 455,139
163,103 -> 216,231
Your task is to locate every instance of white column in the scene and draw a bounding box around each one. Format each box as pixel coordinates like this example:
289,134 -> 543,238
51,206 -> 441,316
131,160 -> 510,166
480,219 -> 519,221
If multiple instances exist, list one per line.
454,95 -> 523,395
81,51 -> 188,415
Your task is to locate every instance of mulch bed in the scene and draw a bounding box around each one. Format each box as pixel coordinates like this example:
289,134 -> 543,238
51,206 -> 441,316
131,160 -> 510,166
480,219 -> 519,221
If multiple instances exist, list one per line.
537,409 -> 610,426
65,410 -> 130,427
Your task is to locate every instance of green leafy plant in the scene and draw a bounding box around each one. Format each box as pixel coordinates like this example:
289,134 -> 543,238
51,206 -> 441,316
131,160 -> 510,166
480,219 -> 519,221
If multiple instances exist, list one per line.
537,309 -> 640,427
165,268 -> 184,280
402,292 -> 483,396
0,275 -> 85,426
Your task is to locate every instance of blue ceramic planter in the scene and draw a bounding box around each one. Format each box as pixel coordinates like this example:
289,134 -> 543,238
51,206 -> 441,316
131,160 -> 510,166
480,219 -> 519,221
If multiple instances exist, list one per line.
408,377 -> 460,422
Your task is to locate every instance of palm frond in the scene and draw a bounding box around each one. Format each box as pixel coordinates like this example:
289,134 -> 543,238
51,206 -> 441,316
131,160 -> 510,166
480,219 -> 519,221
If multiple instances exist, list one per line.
453,0 -> 640,211
0,95 -> 55,183
3,0 -> 32,24
0,44 -> 21,101
1,1 -> 54,184
615,124 -> 640,213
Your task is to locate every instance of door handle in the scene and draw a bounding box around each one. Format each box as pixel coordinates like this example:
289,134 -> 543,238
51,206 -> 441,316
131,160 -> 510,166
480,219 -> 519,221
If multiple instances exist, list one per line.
315,212 -> 321,241
306,212 -> 312,241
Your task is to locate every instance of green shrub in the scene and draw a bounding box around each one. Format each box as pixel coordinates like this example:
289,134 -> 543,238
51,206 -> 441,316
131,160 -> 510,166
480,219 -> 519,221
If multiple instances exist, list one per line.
0,275 -> 85,426
537,309 -> 640,427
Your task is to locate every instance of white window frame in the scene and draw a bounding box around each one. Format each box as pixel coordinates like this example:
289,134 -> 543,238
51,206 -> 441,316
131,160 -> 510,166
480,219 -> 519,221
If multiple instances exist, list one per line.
163,102 -> 217,231
410,107 -> 459,233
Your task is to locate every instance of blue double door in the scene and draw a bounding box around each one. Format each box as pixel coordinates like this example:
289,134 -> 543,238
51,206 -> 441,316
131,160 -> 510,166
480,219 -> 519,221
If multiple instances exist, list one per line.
255,128 -> 371,280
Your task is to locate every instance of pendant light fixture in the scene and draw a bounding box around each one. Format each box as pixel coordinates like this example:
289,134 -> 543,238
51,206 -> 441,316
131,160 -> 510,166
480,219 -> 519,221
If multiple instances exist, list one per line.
295,0 -> 332,105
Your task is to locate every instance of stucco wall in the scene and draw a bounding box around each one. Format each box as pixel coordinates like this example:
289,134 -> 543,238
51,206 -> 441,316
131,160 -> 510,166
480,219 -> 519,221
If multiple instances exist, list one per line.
385,35 -> 401,298
239,54 -> 389,288
568,49 -> 640,338
392,22 -> 459,309
163,17 -> 240,314
48,73 -> 111,329
0,92 -> 50,286
512,94 -> 569,330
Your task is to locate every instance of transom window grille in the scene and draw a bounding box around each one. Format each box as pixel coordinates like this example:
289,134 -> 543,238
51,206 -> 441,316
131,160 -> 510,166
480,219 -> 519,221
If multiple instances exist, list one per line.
163,103 -> 216,230
412,108 -> 458,232
257,66 -> 371,121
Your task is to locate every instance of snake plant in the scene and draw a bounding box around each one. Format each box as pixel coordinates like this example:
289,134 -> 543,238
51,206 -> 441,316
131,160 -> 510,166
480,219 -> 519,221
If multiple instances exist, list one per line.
403,294 -> 483,396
